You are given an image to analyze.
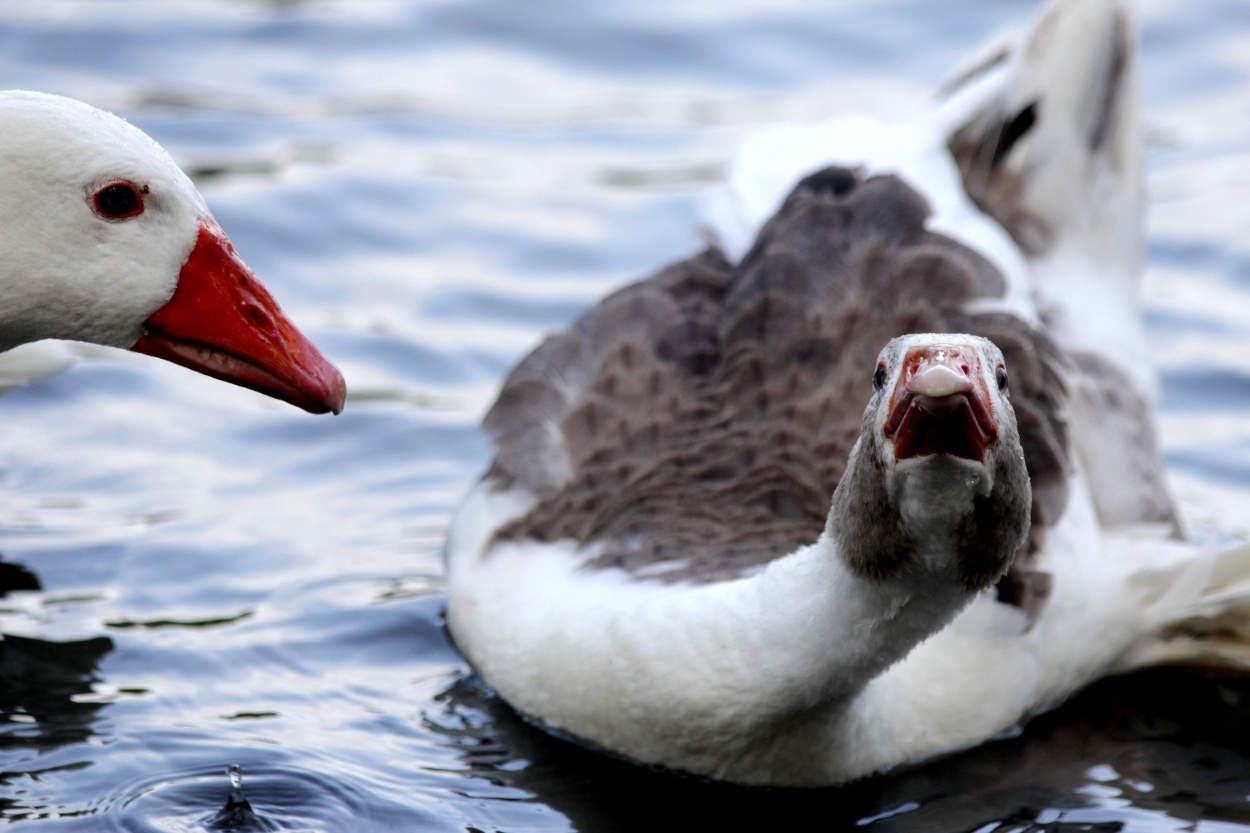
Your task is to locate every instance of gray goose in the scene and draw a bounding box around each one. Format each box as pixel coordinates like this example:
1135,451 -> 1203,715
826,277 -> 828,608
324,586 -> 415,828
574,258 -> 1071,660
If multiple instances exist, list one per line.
445,0 -> 1250,786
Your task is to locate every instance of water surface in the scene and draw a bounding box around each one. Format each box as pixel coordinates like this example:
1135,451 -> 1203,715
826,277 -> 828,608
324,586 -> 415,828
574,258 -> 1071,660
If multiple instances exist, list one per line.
1,0 -> 1249,830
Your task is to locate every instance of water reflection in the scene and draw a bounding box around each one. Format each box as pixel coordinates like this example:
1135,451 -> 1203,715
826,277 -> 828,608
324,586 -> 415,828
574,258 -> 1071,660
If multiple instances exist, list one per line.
0,561 -> 39,597
425,669 -> 1250,833
0,633 -> 113,829
0,557 -> 112,761
0,633 -> 112,754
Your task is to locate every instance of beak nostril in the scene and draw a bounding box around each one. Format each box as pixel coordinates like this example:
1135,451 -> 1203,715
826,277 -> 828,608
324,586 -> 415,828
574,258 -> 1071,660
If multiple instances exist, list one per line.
243,303 -> 277,335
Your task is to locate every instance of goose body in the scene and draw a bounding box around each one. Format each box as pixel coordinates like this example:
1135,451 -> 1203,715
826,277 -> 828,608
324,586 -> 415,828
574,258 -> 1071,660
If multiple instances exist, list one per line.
0,90 -> 344,413
445,0 -> 1250,786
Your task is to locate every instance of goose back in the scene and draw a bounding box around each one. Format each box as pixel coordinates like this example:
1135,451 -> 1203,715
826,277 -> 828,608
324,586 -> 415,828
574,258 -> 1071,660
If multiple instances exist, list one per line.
486,168 -> 1071,599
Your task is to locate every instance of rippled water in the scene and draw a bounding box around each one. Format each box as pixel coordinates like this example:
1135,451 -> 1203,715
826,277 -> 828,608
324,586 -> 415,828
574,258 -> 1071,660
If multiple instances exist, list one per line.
1,0 -> 1249,830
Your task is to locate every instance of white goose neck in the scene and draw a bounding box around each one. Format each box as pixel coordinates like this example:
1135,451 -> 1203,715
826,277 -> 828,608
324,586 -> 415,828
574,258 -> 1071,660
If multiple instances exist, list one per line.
445,478 -> 984,784
725,534 -> 978,711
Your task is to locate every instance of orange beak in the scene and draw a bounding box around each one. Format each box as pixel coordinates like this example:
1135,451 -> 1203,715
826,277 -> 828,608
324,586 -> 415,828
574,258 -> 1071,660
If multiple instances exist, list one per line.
131,218 -> 346,415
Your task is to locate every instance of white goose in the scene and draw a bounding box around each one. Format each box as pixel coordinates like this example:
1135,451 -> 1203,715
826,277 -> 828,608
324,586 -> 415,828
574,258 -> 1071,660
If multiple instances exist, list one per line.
445,0 -> 1250,787
0,90 -> 344,413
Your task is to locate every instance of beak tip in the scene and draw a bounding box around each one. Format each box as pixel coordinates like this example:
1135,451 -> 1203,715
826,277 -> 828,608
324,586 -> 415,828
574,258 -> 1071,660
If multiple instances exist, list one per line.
320,366 -> 347,416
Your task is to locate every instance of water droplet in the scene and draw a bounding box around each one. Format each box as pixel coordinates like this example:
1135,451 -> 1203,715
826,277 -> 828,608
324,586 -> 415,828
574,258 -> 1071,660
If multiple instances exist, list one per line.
206,764 -> 265,829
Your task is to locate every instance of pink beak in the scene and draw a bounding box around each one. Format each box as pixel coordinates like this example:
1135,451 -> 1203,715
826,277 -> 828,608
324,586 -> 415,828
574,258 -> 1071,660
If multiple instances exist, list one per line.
131,218 -> 347,415
883,344 -> 996,461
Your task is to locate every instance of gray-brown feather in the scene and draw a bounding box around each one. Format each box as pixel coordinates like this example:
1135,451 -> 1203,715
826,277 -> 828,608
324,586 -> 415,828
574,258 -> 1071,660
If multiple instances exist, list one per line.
945,9 -> 1133,259
486,168 -> 1071,598
1067,350 -> 1181,536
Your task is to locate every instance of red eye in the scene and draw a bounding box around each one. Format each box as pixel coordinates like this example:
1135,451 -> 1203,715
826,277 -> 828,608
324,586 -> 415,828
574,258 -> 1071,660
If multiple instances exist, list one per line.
93,181 -> 145,219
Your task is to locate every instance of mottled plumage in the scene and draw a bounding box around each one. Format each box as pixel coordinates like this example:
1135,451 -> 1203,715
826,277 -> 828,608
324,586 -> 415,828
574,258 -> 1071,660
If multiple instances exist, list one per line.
489,168 -> 1068,595
445,0 -> 1250,788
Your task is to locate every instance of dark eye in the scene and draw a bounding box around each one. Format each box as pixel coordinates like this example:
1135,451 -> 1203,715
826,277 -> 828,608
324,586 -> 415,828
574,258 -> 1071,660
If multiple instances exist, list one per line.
996,365 -> 1009,391
93,182 -> 144,219
873,363 -> 887,391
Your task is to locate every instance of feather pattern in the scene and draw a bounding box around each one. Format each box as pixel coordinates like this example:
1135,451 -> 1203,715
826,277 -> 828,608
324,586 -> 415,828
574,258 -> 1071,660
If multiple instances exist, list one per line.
487,168 -> 1070,593
444,0 -> 1250,788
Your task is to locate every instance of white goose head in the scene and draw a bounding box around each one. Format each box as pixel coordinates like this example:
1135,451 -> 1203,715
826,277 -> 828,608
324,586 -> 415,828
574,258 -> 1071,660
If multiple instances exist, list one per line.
0,90 -> 345,414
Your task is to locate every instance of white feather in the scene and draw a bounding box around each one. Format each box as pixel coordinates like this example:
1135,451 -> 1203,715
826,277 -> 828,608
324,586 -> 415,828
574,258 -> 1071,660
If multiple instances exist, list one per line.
0,90 -> 206,353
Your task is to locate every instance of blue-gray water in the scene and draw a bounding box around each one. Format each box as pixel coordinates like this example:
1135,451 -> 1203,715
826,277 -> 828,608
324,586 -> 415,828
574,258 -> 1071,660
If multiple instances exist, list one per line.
1,1 -> 1249,830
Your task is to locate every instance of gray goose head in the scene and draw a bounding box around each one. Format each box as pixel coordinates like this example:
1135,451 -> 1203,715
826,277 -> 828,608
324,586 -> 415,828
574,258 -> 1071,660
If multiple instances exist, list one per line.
831,333 -> 1032,590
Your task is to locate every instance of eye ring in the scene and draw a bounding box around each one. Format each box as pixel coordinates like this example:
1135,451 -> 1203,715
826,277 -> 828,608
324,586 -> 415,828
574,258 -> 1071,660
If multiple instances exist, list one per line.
92,181 -> 146,220
995,364 -> 1009,392
873,363 -> 887,391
